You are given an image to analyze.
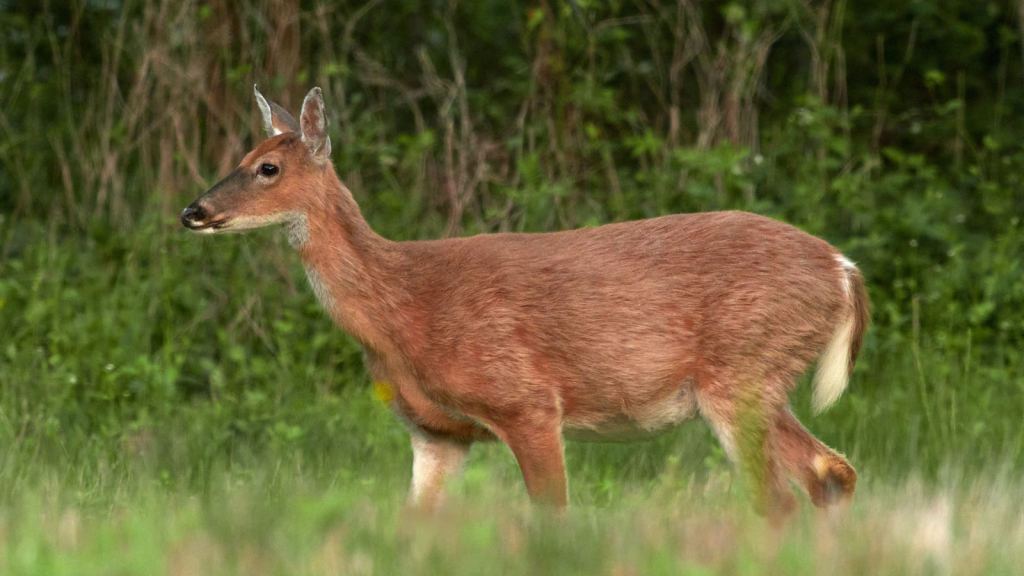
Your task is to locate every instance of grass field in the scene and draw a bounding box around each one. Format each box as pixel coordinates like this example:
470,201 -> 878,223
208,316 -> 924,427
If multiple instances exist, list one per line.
4,435 -> 1024,576
1,387 -> 1023,576
0,216 -> 1022,574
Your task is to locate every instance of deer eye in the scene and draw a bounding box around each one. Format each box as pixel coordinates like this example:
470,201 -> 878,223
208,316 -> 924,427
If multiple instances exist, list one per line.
259,163 -> 279,177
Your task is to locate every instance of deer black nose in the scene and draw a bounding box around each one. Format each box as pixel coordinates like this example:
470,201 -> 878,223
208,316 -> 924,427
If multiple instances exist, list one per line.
180,203 -> 207,228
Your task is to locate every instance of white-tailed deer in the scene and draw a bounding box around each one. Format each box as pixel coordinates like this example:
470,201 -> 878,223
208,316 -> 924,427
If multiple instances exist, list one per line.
182,86 -> 869,516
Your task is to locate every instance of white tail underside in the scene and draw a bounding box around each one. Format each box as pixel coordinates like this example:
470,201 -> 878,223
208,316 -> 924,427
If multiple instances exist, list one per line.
813,256 -> 860,413
812,309 -> 855,413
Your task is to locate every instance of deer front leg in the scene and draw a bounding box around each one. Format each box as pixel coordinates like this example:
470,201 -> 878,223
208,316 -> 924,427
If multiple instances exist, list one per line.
490,414 -> 568,508
408,433 -> 471,510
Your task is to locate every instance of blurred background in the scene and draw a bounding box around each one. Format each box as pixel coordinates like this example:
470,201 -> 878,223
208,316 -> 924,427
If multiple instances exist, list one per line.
1,0 -> 1023,513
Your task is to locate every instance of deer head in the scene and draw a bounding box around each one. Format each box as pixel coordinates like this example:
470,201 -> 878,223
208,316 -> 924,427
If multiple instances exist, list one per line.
181,86 -> 333,234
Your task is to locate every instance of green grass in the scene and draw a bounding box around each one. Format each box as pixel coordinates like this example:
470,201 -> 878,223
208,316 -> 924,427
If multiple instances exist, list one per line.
1,217 -> 1023,574
3,426 -> 1024,576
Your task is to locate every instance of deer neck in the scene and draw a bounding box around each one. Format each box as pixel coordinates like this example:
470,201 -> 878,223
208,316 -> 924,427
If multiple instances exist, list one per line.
291,171 -> 406,353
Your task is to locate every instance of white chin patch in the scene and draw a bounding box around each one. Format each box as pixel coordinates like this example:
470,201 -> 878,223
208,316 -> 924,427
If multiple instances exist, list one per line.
216,212 -> 302,233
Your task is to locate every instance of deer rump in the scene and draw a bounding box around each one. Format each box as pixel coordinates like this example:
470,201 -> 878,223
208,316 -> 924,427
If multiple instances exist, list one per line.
382,210 -> 861,444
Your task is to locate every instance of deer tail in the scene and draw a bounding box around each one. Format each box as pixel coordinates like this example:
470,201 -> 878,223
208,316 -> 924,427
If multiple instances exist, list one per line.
812,256 -> 870,413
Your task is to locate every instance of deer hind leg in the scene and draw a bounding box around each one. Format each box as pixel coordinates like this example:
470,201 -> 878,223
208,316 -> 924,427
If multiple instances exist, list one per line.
408,433 -> 471,510
773,407 -> 856,507
697,384 -> 797,520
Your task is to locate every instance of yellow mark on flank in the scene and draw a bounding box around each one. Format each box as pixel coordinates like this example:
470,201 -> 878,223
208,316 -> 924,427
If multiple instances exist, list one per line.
374,381 -> 395,404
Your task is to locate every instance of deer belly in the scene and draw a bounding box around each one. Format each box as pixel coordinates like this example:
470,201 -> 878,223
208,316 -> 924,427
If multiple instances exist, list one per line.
562,381 -> 698,442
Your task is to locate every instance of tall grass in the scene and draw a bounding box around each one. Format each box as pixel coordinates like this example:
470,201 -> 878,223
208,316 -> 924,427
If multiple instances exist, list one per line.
3,458 -> 1024,575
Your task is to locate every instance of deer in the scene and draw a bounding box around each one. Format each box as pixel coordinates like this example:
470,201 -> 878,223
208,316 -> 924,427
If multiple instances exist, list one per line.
181,86 -> 869,518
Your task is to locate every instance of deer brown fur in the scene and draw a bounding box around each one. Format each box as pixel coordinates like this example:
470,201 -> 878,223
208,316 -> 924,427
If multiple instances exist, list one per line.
182,86 -> 869,515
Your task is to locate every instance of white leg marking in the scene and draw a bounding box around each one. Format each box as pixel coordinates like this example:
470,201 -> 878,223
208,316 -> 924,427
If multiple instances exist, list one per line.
706,418 -> 739,463
409,434 -> 470,509
696,395 -> 740,463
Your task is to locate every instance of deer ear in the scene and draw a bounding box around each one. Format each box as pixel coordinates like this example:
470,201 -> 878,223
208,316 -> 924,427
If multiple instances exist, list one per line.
300,87 -> 332,160
254,85 -> 300,136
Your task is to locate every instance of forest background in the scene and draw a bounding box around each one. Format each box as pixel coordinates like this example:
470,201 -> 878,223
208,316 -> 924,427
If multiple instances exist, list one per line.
0,0 -> 1023,574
